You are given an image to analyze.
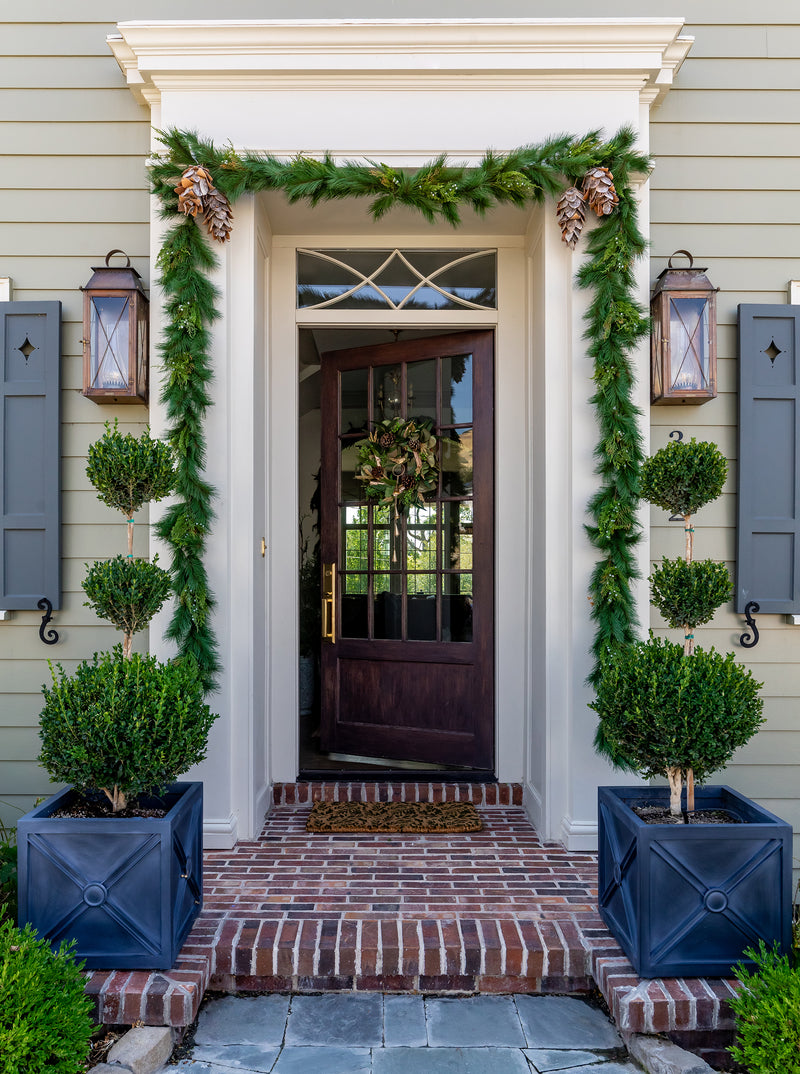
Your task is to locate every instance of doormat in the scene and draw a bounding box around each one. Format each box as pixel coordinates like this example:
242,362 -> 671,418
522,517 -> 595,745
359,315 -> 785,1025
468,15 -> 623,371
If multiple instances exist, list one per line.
306,800 -> 483,834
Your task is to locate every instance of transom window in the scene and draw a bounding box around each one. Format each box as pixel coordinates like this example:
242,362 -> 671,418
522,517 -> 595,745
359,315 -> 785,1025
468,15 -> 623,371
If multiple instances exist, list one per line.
297,248 -> 497,311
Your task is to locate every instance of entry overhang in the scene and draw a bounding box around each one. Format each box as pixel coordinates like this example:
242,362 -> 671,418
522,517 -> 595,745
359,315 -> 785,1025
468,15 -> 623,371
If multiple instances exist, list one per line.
109,18 -> 692,113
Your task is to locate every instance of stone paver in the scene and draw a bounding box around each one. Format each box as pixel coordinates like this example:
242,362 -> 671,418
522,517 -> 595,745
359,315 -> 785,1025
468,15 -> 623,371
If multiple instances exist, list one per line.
171,993 -> 645,1073
516,994 -> 623,1050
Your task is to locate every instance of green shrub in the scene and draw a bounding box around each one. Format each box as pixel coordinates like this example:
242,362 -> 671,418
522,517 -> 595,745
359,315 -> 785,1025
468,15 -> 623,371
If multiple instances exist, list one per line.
650,557 -> 731,630
640,438 -> 727,516
0,816 -> 17,924
39,648 -> 217,812
590,635 -> 764,780
730,941 -> 800,1074
82,554 -> 172,637
86,420 -> 175,517
0,919 -> 95,1074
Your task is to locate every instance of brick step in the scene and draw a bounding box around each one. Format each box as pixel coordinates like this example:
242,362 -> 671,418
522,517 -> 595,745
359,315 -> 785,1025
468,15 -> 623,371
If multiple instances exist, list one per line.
273,782 -> 524,806
83,798 -> 738,1068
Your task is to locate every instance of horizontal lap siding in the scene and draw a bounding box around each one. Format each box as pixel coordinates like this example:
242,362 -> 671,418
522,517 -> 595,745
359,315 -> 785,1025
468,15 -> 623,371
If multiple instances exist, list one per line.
647,6 -> 800,868
2,2 -> 799,836
0,17 -> 152,822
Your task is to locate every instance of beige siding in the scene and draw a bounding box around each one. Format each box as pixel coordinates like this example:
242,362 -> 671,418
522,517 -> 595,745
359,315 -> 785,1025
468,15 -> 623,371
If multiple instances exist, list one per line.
2,3 -> 800,842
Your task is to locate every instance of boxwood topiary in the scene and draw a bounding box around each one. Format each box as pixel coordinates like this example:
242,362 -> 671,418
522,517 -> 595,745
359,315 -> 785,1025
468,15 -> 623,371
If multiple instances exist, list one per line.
39,647 -> 217,813
82,554 -> 172,658
86,420 -> 175,518
640,437 -> 727,517
650,556 -> 731,630
0,918 -> 95,1074
591,635 -> 764,814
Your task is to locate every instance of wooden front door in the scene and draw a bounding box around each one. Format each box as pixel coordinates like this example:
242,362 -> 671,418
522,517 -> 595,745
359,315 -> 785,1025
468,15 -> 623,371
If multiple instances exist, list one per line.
320,330 -> 494,769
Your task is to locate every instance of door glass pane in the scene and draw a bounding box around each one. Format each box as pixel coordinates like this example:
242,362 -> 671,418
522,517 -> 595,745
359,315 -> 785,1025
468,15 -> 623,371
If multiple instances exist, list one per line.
407,359 -> 436,426
342,506 -> 368,571
441,431 -> 473,497
443,501 -> 473,570
341,368 -> 369,434
407,575 -> 436,640
341,573 -> 368,638
340,441 -> 363,501
374,574 -> 402,639
442,573 -> 473,642
442,354 -> 472,425
374,364 -> 403,421
406,504 -> 437,571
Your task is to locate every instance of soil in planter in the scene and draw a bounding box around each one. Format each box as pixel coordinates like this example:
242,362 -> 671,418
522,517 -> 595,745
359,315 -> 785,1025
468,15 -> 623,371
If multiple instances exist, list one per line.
633,805 -> 742,825
50,793 -> 168,820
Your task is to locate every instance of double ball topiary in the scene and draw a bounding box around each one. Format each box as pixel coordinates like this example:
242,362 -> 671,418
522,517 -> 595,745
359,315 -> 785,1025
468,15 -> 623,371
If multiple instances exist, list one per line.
640,437 -> 727,517
650,557 -> 732,631
0,919 -> 95,1074
39,647 -> 216,813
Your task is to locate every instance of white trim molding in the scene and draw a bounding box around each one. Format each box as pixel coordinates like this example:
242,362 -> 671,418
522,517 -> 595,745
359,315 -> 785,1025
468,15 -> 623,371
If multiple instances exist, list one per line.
109,18 -> 691,112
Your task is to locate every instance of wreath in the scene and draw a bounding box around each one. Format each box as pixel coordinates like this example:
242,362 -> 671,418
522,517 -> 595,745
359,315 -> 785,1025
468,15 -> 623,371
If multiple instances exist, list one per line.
354,418 -> 440,514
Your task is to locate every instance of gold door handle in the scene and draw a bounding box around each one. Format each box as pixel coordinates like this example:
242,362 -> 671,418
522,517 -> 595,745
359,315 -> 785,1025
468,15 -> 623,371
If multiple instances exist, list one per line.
322,563 -> 335,642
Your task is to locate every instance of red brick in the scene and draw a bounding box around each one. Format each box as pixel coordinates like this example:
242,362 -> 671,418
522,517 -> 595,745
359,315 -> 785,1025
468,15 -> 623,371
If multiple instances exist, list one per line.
380,919 -> 400,977
661,978 -> 694,1030
478,920 -> 503,975
477,975 -> 541,993
360,920 -> 380,976
276,921 -> 300,976
356,975 -> 418,991
498,920 -> 523,976
228,975 -> 294,992
419,975 -> 475,992
297,920 -> 319,976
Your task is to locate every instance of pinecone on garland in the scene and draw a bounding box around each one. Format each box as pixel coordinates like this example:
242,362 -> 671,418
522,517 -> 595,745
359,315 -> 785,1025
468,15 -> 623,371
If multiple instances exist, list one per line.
556,187 -> 587,249
202,187 -> 234,243
174,165 -> 213,218
582,166 -> 619,217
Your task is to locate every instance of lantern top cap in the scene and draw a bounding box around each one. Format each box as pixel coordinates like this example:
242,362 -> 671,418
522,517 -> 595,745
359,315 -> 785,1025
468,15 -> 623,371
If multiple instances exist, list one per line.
652,249 -> 718,297
82,249 -> 148,296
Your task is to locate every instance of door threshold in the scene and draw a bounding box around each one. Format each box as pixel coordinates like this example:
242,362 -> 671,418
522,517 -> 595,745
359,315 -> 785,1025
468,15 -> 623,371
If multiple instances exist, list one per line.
298,769 -> 497,782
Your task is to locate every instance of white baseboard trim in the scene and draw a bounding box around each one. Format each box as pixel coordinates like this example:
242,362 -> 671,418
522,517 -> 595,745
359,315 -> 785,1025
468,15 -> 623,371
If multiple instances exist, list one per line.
203,813 -> 239,849
254,782 -> 271,833
559,816 -> 598,852
523,782 -> 544,834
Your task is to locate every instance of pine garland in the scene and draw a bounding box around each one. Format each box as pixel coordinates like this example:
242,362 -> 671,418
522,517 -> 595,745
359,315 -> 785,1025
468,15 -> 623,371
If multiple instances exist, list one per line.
149,126 -> 651,691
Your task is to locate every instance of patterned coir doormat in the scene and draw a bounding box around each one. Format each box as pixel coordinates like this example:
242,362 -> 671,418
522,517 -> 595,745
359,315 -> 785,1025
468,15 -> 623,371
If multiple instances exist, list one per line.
306,800 -> 483,833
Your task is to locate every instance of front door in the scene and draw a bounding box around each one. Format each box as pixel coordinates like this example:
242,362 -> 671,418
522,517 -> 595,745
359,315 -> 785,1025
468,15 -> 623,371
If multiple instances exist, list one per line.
320,330 -> 494,769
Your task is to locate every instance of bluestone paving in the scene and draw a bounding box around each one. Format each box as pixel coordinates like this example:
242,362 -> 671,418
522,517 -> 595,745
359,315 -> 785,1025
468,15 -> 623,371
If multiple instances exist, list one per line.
426,996 -> 528,1048
194,994 -> 291,1046
284,993 -> 383,1047
373,1048 -> 532,1073
516,994 -> 624,1050
173,993 -> 638,1073
382,995 -> 428,1046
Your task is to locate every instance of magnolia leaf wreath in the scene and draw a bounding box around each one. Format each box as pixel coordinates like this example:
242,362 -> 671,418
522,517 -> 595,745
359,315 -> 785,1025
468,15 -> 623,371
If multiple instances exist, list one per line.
355,418 -> 440,515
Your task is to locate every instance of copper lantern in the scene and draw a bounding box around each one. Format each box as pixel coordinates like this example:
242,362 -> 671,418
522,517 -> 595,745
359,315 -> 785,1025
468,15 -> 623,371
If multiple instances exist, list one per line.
650,250 -> 718,405
81,250 -> 148,404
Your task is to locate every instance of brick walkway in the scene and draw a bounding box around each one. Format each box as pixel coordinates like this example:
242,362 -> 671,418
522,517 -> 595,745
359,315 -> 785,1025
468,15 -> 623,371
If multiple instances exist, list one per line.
83,783 -> 738,1067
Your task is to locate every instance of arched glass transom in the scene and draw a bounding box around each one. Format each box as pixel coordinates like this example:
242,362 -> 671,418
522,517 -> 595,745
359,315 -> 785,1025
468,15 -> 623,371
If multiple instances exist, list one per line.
297,249 -> 497,311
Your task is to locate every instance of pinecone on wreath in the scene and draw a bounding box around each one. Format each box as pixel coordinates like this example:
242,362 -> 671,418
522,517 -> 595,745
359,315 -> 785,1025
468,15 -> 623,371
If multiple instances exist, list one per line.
174,165 -> 212,218
401,474 -> 417,490
203,188 -> 234,243
407,436 -> 421,451
380,432 -> 396,449
582,166 -> 619,217
556,187 -> 587,249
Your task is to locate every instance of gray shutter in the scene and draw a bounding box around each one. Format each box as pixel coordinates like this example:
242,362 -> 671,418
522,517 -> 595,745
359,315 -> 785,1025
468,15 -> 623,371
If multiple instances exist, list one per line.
737,304 -> 800,614
0,301 -> 61,610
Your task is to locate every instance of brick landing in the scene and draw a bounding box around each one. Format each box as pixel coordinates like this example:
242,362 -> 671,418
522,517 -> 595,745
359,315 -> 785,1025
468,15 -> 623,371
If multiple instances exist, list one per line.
84,782 -> 738,1064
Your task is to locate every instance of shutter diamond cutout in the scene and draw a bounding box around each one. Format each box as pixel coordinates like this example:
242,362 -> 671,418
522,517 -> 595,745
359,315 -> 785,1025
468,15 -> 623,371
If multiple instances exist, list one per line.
18,336 -> 36,361
764,339 -> 783,365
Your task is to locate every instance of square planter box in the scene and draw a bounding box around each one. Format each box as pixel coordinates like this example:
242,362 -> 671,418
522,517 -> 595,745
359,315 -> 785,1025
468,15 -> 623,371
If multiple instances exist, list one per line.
17,781 -> 203,971
598,785 -> 792,979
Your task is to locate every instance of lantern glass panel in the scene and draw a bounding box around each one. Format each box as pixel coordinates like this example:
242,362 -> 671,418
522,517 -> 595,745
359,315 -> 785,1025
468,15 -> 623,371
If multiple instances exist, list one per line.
668,296 -> 711,392
89,294 -> 130,391
137,299 -> 148,397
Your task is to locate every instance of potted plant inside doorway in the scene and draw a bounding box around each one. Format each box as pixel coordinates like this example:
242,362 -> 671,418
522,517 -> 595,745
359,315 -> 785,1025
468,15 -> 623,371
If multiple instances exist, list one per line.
17,424 -> 218,970
591,437 -> 792,979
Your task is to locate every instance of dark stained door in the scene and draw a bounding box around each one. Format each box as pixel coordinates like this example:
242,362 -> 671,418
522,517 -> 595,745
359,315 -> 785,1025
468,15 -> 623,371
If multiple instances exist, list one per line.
320,331 -> 494,769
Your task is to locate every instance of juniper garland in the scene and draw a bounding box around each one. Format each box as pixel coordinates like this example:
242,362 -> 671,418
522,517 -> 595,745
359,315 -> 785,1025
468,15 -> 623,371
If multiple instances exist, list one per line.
149,124 -> 652,689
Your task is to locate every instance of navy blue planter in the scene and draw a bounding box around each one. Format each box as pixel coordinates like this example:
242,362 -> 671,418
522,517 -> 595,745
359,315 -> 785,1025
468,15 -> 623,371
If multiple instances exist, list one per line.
598,785 -> 792,979
17,781 -> 203,971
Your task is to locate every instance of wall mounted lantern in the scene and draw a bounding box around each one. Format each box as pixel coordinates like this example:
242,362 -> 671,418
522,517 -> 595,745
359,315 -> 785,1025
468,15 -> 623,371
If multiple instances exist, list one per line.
81,250 -> 148,404
650,250 -> 718,405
